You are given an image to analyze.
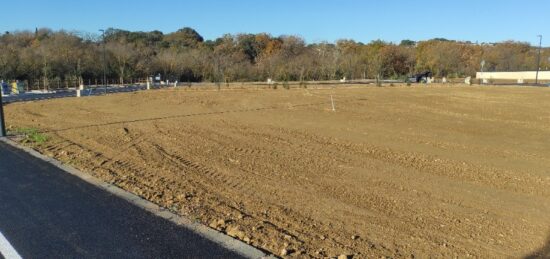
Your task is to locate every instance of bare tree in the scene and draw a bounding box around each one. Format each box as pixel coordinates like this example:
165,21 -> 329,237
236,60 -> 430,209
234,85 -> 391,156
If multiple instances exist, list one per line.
107,42 -> 137,84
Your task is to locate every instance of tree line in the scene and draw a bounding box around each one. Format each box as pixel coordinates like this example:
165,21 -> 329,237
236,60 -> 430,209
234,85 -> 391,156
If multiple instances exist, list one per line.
0,27 -> 548,86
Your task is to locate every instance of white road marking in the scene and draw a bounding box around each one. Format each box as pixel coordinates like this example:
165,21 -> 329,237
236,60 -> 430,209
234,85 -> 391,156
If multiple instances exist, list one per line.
0,231 -> 23,259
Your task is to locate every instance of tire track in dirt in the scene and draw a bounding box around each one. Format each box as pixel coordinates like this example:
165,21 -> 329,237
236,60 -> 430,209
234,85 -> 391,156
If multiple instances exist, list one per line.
148,128 -> 344,249
159,123 -> 488,256
207,123 -> 539,256
276,127 -> 550,196
138,124 -> 394,255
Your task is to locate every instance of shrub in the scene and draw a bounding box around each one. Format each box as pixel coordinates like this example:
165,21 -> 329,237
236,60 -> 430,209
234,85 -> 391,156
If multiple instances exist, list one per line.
15,127 -> 48,145
283,81 -> 290,90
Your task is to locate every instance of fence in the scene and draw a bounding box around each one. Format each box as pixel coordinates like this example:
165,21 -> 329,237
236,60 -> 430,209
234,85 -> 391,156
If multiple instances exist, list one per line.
4,78 -> 150,92
4,76 -> 543,95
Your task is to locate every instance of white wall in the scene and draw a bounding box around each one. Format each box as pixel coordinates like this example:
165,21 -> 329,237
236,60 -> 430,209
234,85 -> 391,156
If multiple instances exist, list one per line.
476,71 -> 550,80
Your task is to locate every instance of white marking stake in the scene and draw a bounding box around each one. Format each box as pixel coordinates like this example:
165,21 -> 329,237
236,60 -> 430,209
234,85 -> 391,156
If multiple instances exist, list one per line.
0,231 -> 23,259
331,95 -> 336,112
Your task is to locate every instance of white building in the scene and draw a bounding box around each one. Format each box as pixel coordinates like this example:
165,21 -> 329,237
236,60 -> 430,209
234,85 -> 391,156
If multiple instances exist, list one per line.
476,71 -> 550,82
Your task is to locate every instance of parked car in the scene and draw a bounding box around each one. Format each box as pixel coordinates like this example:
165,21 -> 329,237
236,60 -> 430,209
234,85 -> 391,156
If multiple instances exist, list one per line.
408,71 -> 432,83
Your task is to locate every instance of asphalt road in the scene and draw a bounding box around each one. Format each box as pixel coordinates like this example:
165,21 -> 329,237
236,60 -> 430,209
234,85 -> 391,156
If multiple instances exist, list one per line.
0,141 -> 246,258
1,85 -> 148,103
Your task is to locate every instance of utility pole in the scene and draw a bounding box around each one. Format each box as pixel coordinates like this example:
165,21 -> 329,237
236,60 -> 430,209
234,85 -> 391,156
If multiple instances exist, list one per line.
0,89 -> 6,137
535,35 -> 542,85
99,29 -> 107,94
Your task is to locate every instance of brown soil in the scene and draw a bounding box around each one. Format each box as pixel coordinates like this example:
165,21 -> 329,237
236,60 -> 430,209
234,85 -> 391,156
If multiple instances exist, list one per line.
5,84 -> 550,258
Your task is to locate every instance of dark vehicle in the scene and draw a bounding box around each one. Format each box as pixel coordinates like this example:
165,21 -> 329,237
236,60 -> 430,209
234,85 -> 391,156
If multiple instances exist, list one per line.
1,81 -> 9,95
408,71 -> 432,83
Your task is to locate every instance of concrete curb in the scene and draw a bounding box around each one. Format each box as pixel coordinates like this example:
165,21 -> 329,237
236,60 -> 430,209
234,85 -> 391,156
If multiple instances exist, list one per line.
0,137 -> 274,259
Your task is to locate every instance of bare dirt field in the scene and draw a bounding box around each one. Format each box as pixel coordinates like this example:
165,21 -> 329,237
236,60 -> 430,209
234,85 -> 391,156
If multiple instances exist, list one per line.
5,84 -> 550,258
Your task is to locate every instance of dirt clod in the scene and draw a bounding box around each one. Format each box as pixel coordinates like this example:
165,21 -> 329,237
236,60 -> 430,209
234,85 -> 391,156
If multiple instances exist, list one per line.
281,248 -> 294,256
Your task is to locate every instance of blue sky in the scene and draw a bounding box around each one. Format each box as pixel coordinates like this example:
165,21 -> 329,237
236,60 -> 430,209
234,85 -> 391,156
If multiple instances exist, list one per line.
2,0 -> 548,46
